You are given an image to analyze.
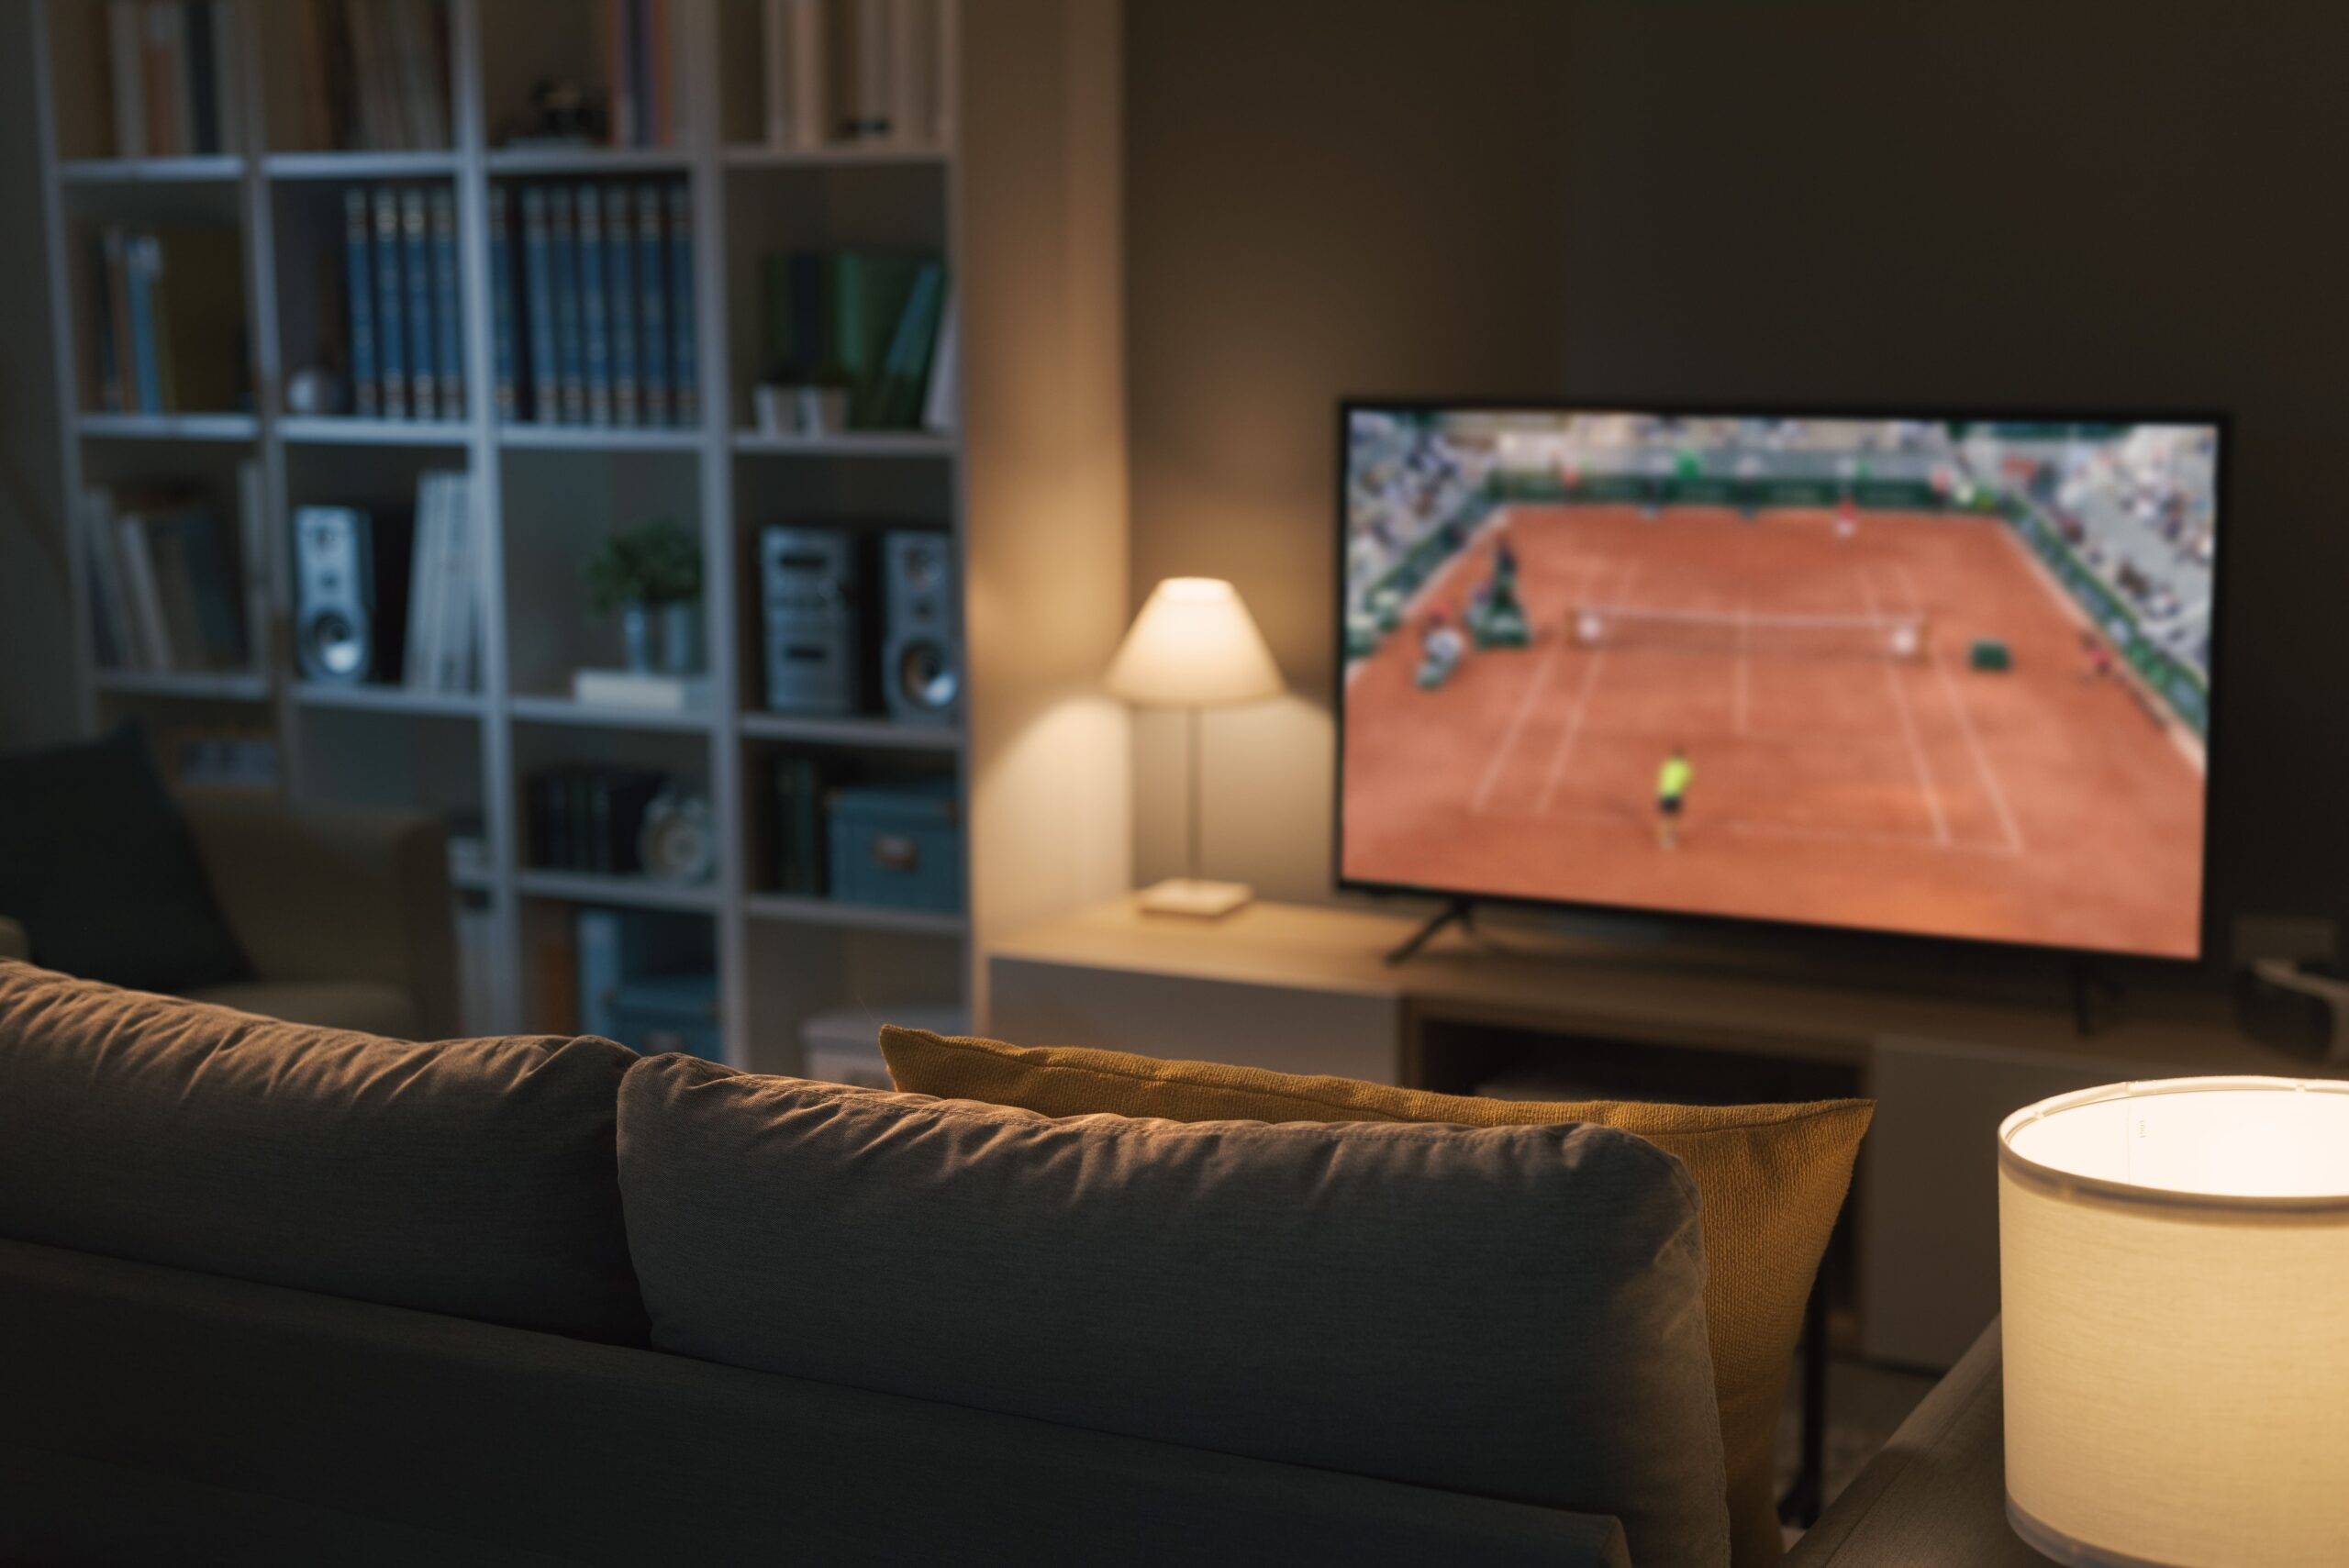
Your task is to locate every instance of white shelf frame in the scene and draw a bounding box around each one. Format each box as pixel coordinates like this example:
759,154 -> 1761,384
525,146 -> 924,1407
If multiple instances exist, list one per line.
34,0 -> 982,1064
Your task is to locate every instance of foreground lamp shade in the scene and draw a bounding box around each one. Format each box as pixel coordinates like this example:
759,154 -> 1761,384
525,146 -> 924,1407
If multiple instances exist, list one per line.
1105,577 -> 1282,708
1998,1077 -> 2349,1566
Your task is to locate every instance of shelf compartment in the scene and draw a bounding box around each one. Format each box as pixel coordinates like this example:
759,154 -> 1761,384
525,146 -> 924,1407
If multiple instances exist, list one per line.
739,713 -> 961,751
58,157 -> 245,186
292,683 -> 484,717
92,668 -> 273,701
742,892 -> 966,938
730,429 -> 954,459
77,413 -> 260,442
278,417 -> 473,447
518,869 -> 718,912
263,151 -> 462,181
498,424 -> 703,452
508,695 -> 716,733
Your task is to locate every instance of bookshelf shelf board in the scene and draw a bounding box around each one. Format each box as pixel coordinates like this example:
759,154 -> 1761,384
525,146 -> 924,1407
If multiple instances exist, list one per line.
508,695 -> 717,733
92,669 -> 272,701
483,146 -> 694,176
743,893 -> 969,938
498,425 -> 703,452
730,429 -> 957,459
720,142 -> 952,170
262,151 -> 462,181
277,417 -> 473,447
291,683 -> 484,717
738,712 -> 963,751
516,870 -> 719,913
450,865 -> 495,894
77,413 -> 260,442
58,156 -> 245,185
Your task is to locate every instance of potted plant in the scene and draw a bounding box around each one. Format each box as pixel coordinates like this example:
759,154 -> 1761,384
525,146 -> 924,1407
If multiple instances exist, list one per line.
584,519 -> 703,674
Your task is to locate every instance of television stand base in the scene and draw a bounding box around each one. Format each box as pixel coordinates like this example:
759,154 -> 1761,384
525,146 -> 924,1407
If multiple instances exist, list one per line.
1384,899 -> 1475,966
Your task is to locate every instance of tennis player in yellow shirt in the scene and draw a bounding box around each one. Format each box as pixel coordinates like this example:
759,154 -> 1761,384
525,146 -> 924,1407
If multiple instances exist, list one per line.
1655,747 -> 1692,849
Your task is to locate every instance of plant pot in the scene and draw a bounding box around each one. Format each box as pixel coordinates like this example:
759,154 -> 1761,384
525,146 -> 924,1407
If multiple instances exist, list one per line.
659,600 -> 704,675
619,604 -> 654,673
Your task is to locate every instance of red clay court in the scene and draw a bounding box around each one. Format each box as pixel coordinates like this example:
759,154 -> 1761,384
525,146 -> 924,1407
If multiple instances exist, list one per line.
1341,504 -> 2208,957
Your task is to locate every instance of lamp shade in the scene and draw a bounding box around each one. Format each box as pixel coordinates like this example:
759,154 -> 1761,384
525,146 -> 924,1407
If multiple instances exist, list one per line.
1105,577 -> 1282,707
1998,1077 -> 2349,1566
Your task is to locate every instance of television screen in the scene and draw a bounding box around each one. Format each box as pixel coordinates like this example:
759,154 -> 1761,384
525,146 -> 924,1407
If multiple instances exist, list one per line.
1338,404 -> 2223,960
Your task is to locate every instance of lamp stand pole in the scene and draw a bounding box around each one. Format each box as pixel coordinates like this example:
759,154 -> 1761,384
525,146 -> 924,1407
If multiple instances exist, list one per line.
1133,702 -> 1254,919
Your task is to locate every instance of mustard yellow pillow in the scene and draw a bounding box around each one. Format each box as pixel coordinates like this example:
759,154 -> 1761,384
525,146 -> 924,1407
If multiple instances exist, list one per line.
881,1026 -> 1871,1568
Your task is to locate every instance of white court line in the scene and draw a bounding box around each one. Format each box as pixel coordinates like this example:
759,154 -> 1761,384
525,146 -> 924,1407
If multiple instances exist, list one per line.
1733,595 -> 1752,737
1859,567 -> 1950,846
1897,562 -> 2026,854
1471,603 -> 1572,813
1534,562 -> 1637,813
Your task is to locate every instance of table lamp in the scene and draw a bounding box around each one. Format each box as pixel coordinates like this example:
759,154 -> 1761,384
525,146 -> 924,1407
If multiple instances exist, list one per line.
1998,1076 -> 2349,1565
1107,576 -> 1282,917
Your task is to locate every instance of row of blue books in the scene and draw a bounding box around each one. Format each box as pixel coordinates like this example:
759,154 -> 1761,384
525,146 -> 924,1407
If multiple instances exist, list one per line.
342,184 -> 465,421
490,179 -> 700,428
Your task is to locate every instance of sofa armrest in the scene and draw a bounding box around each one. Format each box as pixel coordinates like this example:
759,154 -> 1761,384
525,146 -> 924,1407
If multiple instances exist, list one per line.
1785,1320 -> 2037,1567
177,795 -> 458,1039
0,917 -> 27,962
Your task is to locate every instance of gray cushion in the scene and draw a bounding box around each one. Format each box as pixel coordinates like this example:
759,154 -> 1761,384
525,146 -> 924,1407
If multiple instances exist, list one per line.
0,961 -> 646,1343
618,1055 -> 1731,1566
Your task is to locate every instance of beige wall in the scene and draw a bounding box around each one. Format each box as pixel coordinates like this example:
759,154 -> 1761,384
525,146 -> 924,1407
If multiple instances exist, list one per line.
1122,0 -> 1572,903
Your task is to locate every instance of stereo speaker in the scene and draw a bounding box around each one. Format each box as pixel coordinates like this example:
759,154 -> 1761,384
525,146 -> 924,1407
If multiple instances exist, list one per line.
761,526 -> 862,715
881,529 -> 959,724
294,506 -> 407,684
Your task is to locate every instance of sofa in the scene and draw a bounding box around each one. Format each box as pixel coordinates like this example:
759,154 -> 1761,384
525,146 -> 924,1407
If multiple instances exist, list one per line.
0,960 -> 1929,1565
0,727 -> 456,1038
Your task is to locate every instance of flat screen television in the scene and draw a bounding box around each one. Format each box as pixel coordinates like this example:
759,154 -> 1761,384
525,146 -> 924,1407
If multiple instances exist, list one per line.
1337,402 -> 2226,962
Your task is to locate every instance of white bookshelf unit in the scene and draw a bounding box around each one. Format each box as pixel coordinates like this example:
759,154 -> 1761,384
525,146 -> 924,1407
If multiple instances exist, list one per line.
32,0 -> 1132,1067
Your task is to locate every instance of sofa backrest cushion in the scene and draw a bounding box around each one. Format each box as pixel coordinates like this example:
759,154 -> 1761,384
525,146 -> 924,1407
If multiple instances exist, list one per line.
618,1053 -> 1731,1567
0,962 -> 647,1343
881,1026 -> 1874,1568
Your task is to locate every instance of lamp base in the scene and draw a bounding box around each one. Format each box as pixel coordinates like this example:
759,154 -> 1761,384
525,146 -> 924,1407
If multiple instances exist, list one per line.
1134,878 -> 1254,919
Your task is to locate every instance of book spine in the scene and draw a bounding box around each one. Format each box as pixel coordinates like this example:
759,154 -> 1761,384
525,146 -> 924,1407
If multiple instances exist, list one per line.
127,233 -> 163,415
575,907 -> 622,1040
579,183 -> 611,426
104,230 -> 138,413
550,186 -> 584,422
185,2 -> 220,156
431,186 -> 463,418
442,476 -> 477,692
83,487 -> 133,669
634,184 -> 668,425
404,472 -> 445,689
108,4 -> 149,159
522,185 -> 558,422
117,515 -> 174,671
665,182 -> 697,424
373,186 -> 406,417
344,188 -> 379,417
605,187 -> 639,427
487,184 -> 517,421
920,285 -> 955,432
786,0 -> 826,150
763,0 -> 791,148
91,235 -> 122,414
402,186 -> 435,418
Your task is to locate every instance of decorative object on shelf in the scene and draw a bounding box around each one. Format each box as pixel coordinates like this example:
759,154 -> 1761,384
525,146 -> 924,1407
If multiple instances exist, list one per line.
570,668 -> 711,714
284,367 -> 344,417
584,518 -> 703,675
1106,577 -> 1283,918
1999,1077 -> 2349,1566
640,786 -> 717,887
751,384 -> 801,436
506,79 -> 608,149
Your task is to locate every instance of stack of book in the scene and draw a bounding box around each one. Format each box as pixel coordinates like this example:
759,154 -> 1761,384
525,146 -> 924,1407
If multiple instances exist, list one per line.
401,470 -> 480,694
754,0 -> 948,151
83,466 -> 265,676
759,248 -> 948,430
488,179 -> 698,428
598,0 -> 693,150
87,225 -> 246,416
101,1 -> 236,159
341,184 -> 465,421
286,0 -> 451,151
527,766 -> 673,875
